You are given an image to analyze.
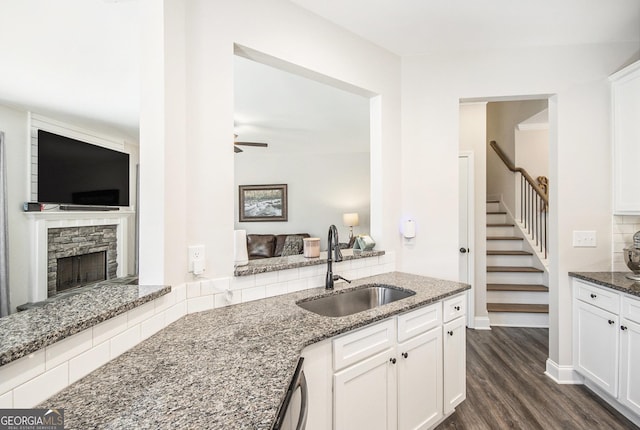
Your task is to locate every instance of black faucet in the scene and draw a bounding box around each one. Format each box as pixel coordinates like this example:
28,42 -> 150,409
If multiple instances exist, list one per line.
326,225 -> 351,289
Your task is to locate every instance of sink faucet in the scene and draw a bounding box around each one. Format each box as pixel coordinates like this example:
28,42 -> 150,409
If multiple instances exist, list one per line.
326,224 -> 351,289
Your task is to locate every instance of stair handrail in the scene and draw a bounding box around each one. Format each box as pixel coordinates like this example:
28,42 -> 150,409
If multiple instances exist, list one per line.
489,141 -> 548,205
490,140 -> 548,259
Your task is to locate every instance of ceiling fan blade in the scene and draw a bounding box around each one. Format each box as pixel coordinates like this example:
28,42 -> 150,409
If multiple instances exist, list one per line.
234,142 -> 268,147
234,146 -> 243,153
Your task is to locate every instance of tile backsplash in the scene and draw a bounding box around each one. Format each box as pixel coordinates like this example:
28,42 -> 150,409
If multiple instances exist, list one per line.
613,215 -> 640,272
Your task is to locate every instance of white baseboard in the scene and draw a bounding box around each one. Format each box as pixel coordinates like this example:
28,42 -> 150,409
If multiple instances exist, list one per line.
473,316 -> 492,330
544,358 -> 583,384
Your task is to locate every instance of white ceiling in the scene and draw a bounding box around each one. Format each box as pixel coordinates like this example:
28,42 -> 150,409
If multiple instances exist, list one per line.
0,0 -> 140,139
234,55 -> 370,155
0,0 -> 638,140
290,0 -> 640,56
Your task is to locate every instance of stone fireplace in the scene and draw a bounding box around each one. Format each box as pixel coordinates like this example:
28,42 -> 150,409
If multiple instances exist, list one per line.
47,225 -> 118,297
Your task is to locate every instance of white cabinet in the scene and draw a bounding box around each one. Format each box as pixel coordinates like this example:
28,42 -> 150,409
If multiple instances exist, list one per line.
332,294 -> 466,430
443,316 -> 466,413
620,297 -> 640,416
574,299 -> 619,396
572,279 -> 640,424
610,60 -> 640,214
397,328 -> 443,430
334,348 -> 397,430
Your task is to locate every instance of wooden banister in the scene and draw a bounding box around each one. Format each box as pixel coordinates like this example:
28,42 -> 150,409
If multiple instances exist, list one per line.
490,140 -> 548,258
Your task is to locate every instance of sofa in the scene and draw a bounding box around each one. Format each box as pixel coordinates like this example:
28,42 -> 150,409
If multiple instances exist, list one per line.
247,233 -> 310,260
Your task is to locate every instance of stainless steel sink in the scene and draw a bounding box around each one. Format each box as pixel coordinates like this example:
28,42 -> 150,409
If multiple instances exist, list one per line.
296,284 -> 415,317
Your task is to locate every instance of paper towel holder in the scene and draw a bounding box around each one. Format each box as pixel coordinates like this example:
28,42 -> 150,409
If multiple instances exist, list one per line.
403,220 -> 416,239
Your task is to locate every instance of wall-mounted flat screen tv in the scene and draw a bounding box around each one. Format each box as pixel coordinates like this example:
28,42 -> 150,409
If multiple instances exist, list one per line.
37,130 -> 130,207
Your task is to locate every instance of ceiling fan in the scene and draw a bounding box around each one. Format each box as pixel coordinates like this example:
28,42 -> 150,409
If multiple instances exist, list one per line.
234,134 -> 268,153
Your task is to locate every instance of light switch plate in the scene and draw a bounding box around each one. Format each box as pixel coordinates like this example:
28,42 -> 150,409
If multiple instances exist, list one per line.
573,231 -> 597,248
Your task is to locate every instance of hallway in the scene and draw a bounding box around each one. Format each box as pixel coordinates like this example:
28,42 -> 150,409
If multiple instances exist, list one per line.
437,327 -> 638,429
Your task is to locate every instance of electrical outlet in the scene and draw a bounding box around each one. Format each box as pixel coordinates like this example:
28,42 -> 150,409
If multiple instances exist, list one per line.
188,245 -> 206,274
573,231 -> 597,248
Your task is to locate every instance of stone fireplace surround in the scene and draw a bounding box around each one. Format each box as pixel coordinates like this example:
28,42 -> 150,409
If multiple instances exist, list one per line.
26,211 -> 134,303
47,225 -> 118,297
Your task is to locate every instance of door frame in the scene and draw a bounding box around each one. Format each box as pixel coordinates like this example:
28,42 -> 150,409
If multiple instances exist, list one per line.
459,151 -> 475,328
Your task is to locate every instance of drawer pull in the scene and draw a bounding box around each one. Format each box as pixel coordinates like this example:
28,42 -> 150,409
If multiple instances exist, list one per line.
390,357 -> 396,364
401,352 -> 408,359
454,306 -> 461,311
608,320 -> 615,325
590,293 -> 597,299
448,330 -> 454,336
621,326 -> 628,331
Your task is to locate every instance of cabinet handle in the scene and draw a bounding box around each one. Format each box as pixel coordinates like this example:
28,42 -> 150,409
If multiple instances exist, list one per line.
390,358 -> 396,364
590,293 -> 597,299
621,326 -> 628,331
608,320 -> 615,325
448,330 -> 454,336
454,306 -> 461,311
401,352 -> 408,359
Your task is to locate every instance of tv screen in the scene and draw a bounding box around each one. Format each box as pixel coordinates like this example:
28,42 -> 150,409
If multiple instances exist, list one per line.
37,130 -> 130,207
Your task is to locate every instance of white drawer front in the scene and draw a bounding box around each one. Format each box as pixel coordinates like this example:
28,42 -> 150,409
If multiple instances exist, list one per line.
443,293 -> 467,323
333,319 -> 395,371
575,281 -> 620,314
622,295 -> 640,324
397,303 -> 441,343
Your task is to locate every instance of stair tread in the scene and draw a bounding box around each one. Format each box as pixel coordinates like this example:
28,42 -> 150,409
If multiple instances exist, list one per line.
486,200 -> 500,203
487,223 -> 515,227
487,266 -> 544,273
487,250 -> 533,255
487,236 -> 523,240
487,211 -> 507,215
487,283 -> 549,292
487,303 -> 549,313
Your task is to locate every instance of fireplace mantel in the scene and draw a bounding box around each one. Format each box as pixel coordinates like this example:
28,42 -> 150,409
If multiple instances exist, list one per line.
26,210 -> 135,302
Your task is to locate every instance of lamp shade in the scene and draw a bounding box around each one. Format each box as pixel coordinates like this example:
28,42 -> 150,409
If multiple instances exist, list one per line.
342,212 -> 359,227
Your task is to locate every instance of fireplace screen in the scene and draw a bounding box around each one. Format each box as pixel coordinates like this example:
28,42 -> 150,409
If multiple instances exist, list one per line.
57,251 -> 107,292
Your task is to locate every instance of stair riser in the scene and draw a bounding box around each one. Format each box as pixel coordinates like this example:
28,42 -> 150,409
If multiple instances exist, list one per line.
486,202 -> 501,212
486,240 -> 523,251
486,255 -> 534,266
486,226 -> 515,236
489,312 -> 549,328
486,272 -> 544,284
487,213 -> 507,224
487,290 -> 549,304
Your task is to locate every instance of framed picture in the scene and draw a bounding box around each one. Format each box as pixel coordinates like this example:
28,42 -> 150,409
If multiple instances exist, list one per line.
239,184 -> 288,222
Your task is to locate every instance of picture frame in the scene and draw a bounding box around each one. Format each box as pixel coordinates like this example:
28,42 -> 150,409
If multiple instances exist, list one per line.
239,184 -> 288,222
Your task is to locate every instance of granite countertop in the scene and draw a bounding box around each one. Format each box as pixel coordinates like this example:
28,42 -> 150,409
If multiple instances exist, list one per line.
41,271 -> 469,429
569,271 -> 640,297
0,282 -> 170,366
234,249 -> 385,276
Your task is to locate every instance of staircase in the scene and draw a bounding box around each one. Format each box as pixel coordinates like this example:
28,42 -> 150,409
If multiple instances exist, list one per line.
486,200 -> 549,327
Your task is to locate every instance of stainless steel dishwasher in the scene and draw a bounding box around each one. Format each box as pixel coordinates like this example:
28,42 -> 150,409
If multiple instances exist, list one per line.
272,358 -> 308,430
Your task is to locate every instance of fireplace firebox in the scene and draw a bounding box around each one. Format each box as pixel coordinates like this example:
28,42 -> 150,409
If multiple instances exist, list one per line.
56,251 -> 107,292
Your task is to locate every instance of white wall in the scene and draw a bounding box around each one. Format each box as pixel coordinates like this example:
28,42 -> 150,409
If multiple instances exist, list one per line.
234,152 -> 370,249
486,100 -> 548,215
515,129 -> 549,182
139,0 -> 402,285
459,103 -> 488,326
402,43 -> 639,373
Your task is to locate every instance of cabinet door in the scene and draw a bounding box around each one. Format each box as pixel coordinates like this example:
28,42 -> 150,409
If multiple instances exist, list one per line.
612,62 -> 640,214
575,300 -> 619,396
443,316 -> 466,414
334,348 -> 397,430
620,318 -> 640,415
397,328 -> 442,430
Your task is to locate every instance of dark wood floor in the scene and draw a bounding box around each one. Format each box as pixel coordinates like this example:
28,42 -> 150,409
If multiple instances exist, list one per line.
436,327 -> 639,430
